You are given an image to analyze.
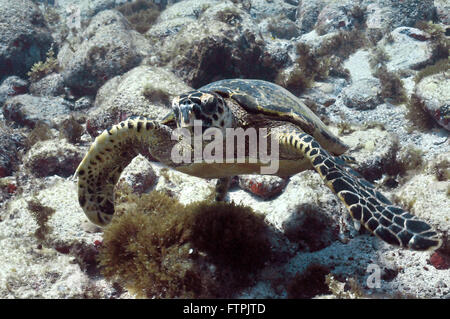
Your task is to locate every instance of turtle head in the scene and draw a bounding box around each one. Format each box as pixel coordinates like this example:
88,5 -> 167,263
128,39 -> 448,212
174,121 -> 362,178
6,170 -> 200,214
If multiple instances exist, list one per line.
172,90 -> 233,134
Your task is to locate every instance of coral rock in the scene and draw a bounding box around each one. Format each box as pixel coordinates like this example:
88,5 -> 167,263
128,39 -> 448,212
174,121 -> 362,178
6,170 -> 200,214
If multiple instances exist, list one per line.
0,0 -> 53,80
341,78 -> 382,110
3,94 -> 73,128
383,27 -> 434,72
0,123 -> 24,177
58,10 -> 151,95
366,0 -> 435,32
429,252 -> 450,270
415,72 -> 450,131
92,65 -> 191,125
434,0 -> 450,25
239,175 -> 287,199
29,73 -> 65,97
0,76 -> 28,107
117,155 -> 158,195
295,0 -> 328,34
23,139 -> 83,178
150,2 -> 279,87
315,1 -> 363,35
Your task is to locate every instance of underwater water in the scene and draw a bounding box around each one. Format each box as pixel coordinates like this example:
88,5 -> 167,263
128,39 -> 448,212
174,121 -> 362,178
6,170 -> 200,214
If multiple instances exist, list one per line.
0,0 -> 449,300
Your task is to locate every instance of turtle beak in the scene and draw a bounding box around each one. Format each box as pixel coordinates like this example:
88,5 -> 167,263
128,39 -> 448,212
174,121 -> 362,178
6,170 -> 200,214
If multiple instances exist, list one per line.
179,105 -> 193,128
180,105 -> 195,130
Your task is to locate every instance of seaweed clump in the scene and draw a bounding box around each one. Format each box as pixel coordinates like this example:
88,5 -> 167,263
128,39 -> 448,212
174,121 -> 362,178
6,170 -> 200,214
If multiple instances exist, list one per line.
405,94 -> 436,132
189,200 -> 270,273
215,7 -> 242,26
116,0 -> 160,34
27,198 -> 55,243
98,190 -> 271,298
276,30 -> 366,94
373,66 -> 407,105
275,43 -> 330,95
415,21 -> 449,63
317,29 -> 367,60
432,158 -> 449,182
368,47 -> 390,70
286,264 -> 331,298
357,140 -> 424,186
284,204 -> 338,252
142,84 -> 171,105
27,48 -> 59,82
59,116 -> 84,144
414,58 -> 449,84
381,141 -> 424,183
368,47 -> 407,105
25,121 -> 53,149
368,46 -> 407,105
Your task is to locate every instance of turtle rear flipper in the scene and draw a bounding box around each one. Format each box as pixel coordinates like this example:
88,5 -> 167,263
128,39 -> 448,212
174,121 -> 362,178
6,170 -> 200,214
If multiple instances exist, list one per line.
76,117 -> 173,226
279,130 -> 442,251
215,177 -> 232,201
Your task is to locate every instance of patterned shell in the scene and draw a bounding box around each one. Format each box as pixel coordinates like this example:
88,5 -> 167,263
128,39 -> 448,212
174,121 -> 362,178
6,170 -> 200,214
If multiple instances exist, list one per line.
199,79 -> 349,155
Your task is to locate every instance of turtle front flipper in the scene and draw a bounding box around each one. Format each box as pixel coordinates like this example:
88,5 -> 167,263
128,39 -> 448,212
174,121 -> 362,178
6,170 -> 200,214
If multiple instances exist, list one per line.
279,130 -> 442,251
338,154 -> 357,165
76,117 -> 175,226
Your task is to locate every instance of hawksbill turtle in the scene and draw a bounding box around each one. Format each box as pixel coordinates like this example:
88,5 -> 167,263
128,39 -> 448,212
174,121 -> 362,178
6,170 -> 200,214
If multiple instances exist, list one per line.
76,79 -> 442,251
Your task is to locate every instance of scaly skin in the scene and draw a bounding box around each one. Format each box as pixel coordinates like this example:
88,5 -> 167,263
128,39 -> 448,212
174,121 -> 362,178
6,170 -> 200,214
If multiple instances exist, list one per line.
278,129 -> 442,251
76,117 -> 176,225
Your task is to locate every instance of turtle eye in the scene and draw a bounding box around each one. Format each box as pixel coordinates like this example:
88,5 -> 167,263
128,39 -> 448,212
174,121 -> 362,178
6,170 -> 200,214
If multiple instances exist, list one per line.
202,95 -> 217,114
